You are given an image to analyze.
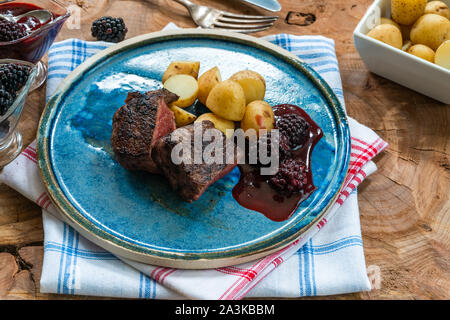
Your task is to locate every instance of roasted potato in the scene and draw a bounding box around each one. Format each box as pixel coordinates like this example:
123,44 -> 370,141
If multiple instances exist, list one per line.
435,40 -> 450,69
410,14 -> 450,50
197,66 -> 222,105
205,80 -> 246,121
407,44 -> 435,62
367,24 -> 403,49
424,1 -> 450,20
229,70 -> 266,105
195,113 -> 235,138
162,61 -> 200,83
391,0 -> 427,25
170,105 -> 197,127
240,101 -> 275,137
163,74 -> 199,107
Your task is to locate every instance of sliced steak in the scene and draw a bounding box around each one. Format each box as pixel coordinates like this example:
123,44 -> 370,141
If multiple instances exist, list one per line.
111,88 -> 178,173
152,121 -> 242,202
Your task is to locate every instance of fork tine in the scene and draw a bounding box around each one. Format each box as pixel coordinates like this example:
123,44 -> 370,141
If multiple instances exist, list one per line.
218,16 -> 278,24
213,25 -> 273,34
214,21 -> 275,29
220,11 -> 278,20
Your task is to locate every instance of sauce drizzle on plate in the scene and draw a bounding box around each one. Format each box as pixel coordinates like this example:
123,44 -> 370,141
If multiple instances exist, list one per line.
232,104 -> 323,222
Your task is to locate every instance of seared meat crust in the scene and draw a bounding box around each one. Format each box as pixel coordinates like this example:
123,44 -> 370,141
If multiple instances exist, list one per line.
111,88 -> 178,173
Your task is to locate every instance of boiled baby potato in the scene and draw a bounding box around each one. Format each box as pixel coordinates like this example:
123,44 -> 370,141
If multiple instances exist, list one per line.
407,44 -> 435,62
380,18 -> 411,40
163,74 -> 199,107
197,66 -> 222,105
240,101 -> 275,137
424,1 -> 450,20
380,17 -> 401,29
435,40 -> 450,69
195,113 -> 235,138
170,105 -> 197,127
410,14 -> 450,50
206,80 -> 246,121
162,61 -> 200,83
367,24 -> 403,49
391,0 -> 427,25
229,70 -> 266,105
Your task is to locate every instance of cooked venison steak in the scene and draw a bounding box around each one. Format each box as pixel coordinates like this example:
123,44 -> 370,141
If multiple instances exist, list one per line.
111,88 -> 178,173
152,121 -> 242,202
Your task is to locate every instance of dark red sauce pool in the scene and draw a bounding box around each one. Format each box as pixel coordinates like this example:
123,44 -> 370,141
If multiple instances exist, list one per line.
232,104 -> 323,222
0,2 -> 67,63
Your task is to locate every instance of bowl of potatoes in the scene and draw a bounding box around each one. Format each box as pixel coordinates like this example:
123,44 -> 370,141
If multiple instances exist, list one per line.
354,0 -> 450,103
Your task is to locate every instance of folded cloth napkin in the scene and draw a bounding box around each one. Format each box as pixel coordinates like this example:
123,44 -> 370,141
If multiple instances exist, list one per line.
0,24 -> 388,299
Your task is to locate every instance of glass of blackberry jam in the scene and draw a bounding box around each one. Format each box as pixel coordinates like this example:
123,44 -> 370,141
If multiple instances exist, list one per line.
0,0 -> 70,91
0,59 -> 36,167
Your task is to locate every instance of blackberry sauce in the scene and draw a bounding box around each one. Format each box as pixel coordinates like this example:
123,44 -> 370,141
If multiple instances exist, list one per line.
232,104 -> 323,222
0,2 -> 63,63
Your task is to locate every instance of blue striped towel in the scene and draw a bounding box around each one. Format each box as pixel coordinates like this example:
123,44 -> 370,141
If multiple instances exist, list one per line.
0,24 -> 388,299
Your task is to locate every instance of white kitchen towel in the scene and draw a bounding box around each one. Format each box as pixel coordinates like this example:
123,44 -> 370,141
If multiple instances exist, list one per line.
0,25 -> 388,299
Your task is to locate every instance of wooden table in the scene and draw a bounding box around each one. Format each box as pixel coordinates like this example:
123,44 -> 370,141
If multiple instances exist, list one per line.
0,0 -> 448,300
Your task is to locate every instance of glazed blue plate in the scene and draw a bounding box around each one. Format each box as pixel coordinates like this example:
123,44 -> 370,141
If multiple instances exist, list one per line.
37,29 -> 350,269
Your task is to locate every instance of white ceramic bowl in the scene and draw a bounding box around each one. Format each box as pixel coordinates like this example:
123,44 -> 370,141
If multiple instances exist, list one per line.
353,0 -> 450,104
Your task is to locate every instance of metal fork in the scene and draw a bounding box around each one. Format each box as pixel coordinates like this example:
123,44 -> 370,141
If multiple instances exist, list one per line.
173,0 -> 278,33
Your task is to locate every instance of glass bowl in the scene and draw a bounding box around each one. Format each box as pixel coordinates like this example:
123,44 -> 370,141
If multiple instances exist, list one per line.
0,0 -> 70,91
0,59 -> 37,167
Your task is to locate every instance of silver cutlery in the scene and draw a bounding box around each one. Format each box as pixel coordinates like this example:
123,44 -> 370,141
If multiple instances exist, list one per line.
240,0 -> 282,12
173,0 -> 278,33
0,9 -> 52,24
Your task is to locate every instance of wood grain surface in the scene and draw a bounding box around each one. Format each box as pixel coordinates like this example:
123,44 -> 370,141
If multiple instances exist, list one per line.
0,0 -> 448,300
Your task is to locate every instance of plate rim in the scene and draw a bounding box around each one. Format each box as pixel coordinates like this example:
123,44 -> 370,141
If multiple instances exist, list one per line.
37,28 -> 351,269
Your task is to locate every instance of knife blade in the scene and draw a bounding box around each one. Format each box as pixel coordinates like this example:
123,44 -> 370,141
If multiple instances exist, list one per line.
240,0 -> 282,12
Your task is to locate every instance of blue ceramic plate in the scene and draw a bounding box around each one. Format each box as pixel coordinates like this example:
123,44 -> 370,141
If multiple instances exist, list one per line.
37,29 -> 350,269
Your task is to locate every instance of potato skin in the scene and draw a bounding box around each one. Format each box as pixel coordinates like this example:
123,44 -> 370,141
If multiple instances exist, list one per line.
410,14 -> 450,50
162,61 -> 200,83
380,18 -> 410,40
367,24 -> 403,49
240,101 -> 275,137
435,40 -> 450,69
170,105 -> 197,127
163,74 -> 199,108
195,113 -> 235,138
206,80 -> 246,121
197,67 -> 222,105
391,0 -> 427,25
229,70 -> 266,105
407,44 -> 435,62
424,1 -> 450,20
380,17 -> 401,29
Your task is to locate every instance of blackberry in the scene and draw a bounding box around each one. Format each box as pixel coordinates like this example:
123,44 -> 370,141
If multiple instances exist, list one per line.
276,113 -> 310,149
0,87 -> 14,116
0,19 -> 27,42
0,63 -> 32,116
247,132 -> 291,167
0,63 -> 32,93
269,158 -> 308,197
91,16 -> 128,43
